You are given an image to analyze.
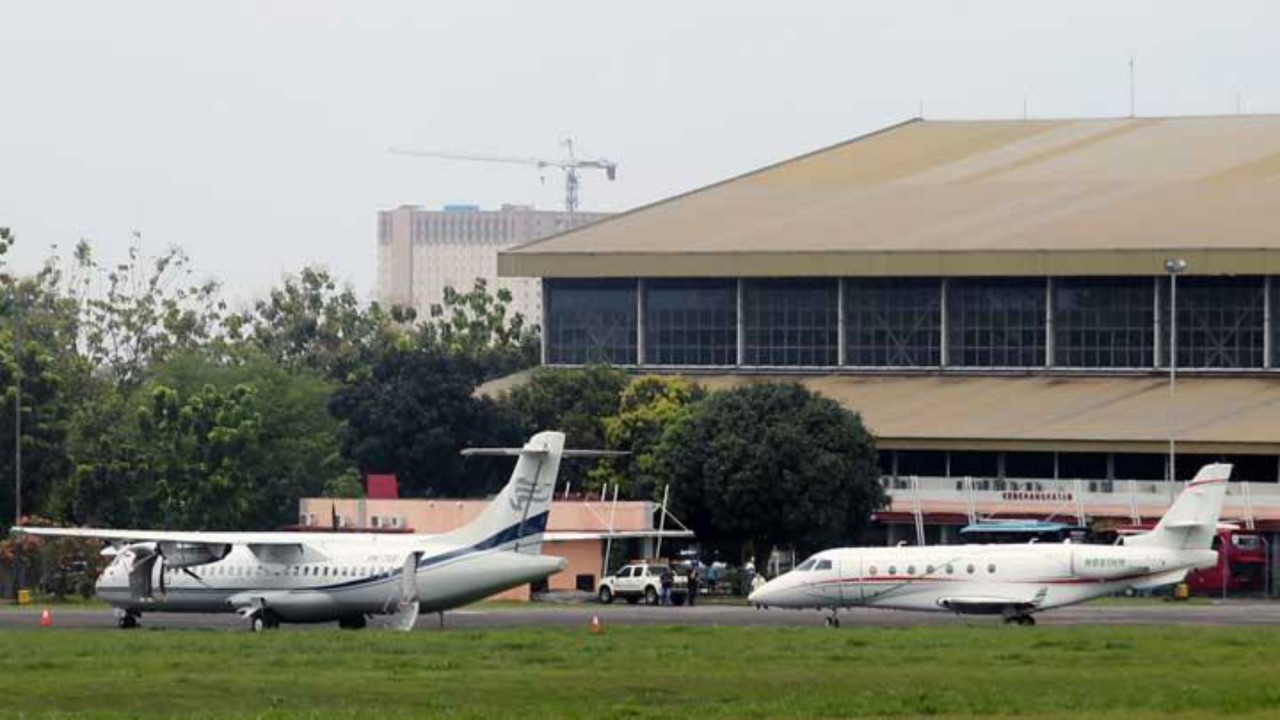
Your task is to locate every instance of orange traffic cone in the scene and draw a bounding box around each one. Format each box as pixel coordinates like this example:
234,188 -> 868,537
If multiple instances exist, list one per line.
39,608 -> 52,628
589,614 -> 602,635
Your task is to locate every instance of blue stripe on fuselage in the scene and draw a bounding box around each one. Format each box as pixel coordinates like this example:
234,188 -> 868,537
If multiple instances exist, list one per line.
305,510 -> 551,593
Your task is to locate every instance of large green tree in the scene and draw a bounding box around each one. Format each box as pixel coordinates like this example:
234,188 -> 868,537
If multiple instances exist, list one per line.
63,382 -> 263,530
0,233 -> 91,525
59,350 -> 352,529
328,340 -> 515,499
428,278 -> 539,379
235,267 -> 405,382
63,239 -> 227,391
654,382 -> 884,561
499,366 -> 629,492
592,375 -> 705,499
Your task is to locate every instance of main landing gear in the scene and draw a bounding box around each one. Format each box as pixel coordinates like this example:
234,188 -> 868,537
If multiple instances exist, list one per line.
824,610 -> 840,628
337,614 -> 367,630
250,610 -> 281,632
1002,612 -> 1036,626
117,610 -> 141,629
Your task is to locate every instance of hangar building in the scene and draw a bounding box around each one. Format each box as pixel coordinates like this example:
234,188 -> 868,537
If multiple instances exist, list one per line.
497,115 -> 1280,556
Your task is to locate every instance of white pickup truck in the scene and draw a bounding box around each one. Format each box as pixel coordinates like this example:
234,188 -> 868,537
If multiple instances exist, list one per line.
597,562 -> 688,605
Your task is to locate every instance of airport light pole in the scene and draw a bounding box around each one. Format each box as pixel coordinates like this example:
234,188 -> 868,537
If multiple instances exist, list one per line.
6,276 -> 21,601
1165,258 -> 1187,486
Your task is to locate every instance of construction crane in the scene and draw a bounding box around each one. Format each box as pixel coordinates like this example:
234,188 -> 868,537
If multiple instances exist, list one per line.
388,138 -> 617,213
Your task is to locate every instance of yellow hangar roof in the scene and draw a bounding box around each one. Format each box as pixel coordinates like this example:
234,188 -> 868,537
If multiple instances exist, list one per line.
693,375 -> 1280,455
500,115 -> 1280,278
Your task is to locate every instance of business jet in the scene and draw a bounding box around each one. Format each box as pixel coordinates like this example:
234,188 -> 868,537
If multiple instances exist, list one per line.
13,431 -> 574,632
749,463 -> 1231,626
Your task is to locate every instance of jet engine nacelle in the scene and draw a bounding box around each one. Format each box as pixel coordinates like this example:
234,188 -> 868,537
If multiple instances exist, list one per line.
157,542 -> 231,568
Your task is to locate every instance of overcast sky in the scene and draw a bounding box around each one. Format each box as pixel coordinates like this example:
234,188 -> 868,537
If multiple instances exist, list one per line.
2,1 -> 1277,304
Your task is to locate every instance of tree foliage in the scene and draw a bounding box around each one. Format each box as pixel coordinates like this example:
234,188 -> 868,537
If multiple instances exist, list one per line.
328,340 -> 514,499
430,278 -> 538,377
593,375 -> 705,499
235,267 -> 404,381
655,383 -> 884,561
0,229 -> 548,551
64,239 -> 226,390
499,366 -> 629,492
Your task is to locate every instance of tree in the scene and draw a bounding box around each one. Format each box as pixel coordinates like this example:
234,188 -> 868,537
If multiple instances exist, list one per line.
654,383 -> 884,562
144,350 -> 354,527
328,339 -> 514,499
63,382 -> 265,530
57,349 -> 354,530
499,366 -> 629,492
62,239 -> 227,391
429,278 -> 538,379
592,375 -> 705,499
0,233 -> 90,525
235,266 -> 405,382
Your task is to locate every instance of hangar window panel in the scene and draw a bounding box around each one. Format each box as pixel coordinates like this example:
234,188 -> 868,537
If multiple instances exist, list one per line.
1160,277 -> 1264,369
1053,278 -> 1154,368
644,279 -> 737,365
845,279 -> 941,366
1270,280 -> 1280,369
743,279 -> 838,366
545,279 -> 637,365
947,279 -> 1045,367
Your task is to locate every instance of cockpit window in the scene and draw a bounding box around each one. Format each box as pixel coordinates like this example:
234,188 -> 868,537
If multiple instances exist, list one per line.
795,558 -> 818,571
814,559 -> 833,571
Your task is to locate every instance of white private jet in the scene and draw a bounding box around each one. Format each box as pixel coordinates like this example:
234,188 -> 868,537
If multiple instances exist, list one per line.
749,462 -> 1232,626
13,431 -> 575,631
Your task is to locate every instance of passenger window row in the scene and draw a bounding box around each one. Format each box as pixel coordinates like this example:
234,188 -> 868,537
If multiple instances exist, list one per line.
868,563 -> 998,576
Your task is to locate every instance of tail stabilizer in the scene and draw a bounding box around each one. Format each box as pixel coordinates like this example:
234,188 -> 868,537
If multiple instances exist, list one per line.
1126,463 -> 1232,550
444,431 -> 565,555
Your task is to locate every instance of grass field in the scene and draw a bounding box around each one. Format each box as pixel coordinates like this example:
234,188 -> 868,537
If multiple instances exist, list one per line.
2,625 -> 1278,719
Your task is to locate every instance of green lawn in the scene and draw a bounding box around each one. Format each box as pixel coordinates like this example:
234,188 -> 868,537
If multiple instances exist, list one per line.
1,626 -> 1277,719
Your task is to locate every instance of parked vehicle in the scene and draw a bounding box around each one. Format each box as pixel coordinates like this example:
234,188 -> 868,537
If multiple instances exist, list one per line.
598,562 -> 688,605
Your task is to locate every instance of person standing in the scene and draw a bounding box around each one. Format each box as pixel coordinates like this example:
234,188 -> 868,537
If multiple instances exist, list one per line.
687,566 -> 700,607
659,566 -> 674,606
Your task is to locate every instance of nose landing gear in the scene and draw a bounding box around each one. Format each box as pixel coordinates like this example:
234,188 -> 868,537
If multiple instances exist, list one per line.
116,610 -> 141,629
824,610 -> 840,628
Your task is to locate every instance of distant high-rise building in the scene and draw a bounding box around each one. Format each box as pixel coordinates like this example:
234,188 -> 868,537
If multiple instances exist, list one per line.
375,204 -> 610,327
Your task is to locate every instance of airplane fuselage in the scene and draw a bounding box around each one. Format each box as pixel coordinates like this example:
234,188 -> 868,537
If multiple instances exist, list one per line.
96,533 -> 565,623
750,542 -> 1216,615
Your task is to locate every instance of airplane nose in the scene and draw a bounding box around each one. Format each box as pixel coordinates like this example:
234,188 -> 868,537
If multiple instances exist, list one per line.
748,584 -> 769,605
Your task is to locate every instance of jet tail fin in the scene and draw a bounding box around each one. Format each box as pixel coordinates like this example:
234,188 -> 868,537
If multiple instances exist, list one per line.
1125,463 -> 1232,550
443,431 -> 566,555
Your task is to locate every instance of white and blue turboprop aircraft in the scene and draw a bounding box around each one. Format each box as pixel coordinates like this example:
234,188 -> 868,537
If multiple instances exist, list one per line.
13,431 -> 576,631
749,463 -> 1232,626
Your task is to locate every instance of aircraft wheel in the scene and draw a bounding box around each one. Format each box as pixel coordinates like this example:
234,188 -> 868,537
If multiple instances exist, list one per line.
338,614 -> 367,630
824,616 -> 840,628
598,586 -> 614,604
118,613 -> 139,629
1020,615 -> 1036,627
251,616 -> 266,633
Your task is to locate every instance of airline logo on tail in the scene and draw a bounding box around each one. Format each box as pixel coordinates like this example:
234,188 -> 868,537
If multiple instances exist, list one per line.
508,475 -> 552,511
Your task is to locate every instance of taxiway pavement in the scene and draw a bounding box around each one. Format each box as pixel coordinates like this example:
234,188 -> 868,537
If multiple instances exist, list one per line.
4,600 -> 1279,631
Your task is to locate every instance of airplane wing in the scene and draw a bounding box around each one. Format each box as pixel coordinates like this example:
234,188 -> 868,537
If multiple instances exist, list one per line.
937,588 -> 1049,615
11,526 -> 307,547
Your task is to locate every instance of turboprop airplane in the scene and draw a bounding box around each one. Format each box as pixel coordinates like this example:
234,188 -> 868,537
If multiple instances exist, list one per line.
749,463 -> 1232,627
12,431 -> 575,631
